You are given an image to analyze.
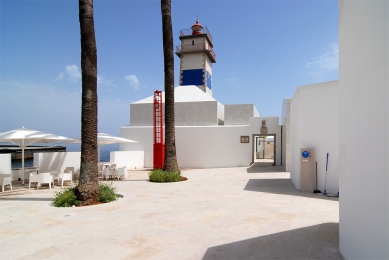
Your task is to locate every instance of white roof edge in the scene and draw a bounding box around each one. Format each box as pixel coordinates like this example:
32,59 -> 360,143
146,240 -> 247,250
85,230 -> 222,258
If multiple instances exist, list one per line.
132,86 -> 218,104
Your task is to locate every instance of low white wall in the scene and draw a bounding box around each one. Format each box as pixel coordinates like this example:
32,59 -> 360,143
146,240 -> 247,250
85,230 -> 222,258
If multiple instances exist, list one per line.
176,125 -> 252,168
110,151 -> 144,169
339,0 -> 388,258
120,126 -> 153,168
120,116 -> 282,168
290,81 -> 339,193
0,154 -> 12,175
37,152 -> 81,176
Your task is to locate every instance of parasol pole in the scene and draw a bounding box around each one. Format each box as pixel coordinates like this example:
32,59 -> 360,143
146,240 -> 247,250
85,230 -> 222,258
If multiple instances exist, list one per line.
21,139 -> 25,184
98,146 -> 101,163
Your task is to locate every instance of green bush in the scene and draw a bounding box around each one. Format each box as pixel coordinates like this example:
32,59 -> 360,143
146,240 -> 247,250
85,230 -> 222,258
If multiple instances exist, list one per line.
52,182 -> 119,207
52,187 -> 81,207
98,182 -> 118,203
148,169 -> 181,183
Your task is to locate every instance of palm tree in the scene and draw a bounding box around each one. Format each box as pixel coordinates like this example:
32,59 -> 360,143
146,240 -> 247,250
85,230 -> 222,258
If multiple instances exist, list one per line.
161,0 -> 179,173
76,0 -> 99,204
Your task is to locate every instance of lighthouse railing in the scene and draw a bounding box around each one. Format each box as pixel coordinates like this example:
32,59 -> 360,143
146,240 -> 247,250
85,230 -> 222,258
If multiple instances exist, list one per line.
175,43 -> 216,61
179,27 -> 213,43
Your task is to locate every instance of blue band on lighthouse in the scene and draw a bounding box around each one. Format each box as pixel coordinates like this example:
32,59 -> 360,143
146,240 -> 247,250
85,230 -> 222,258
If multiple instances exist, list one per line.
181,69 -> 204,86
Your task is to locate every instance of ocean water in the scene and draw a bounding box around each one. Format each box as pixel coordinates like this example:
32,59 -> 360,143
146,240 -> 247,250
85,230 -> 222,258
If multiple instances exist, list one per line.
11,143 -> 119,168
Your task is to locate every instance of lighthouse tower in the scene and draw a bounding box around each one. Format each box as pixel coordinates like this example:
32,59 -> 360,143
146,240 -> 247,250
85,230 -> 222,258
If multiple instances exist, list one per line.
175,19 -> 216,96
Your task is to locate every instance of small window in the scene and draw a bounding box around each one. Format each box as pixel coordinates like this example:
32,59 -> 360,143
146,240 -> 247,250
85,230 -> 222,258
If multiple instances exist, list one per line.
192,40 -> 194,45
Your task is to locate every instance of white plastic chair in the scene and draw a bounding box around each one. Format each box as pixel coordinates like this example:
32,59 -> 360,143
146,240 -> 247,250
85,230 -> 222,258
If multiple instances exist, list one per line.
108,163 -> 117,178
29,172 -> 39,189
109,164 -> 116,171
37,173 -> 54,190
61,170 -> 73,187
65,167 -> 76,180
103,167 -> 111,180
53,172 -> 61,186
112,168 -> 120,180
116,166 -> 127,180
0,174 -> 12,192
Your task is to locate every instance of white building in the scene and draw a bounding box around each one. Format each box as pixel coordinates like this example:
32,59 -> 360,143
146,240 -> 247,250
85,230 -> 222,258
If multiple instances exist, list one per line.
121,2 -> 389,257
288,80 -> 339,195
282,1 -> 388,258
122,85 -> 281,169
121,20 -> 282,169
338,0 -> 388,258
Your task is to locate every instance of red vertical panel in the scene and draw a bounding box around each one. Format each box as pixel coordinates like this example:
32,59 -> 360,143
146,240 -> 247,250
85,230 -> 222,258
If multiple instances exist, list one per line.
153,90 -> 165,169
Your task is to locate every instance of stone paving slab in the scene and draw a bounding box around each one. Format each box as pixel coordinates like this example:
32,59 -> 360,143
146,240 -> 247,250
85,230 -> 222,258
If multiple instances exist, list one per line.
0,166 -> 342,260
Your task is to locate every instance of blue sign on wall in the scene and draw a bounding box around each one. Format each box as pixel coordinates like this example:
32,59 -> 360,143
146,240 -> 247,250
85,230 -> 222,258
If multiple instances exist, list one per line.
302,151 -> 310,158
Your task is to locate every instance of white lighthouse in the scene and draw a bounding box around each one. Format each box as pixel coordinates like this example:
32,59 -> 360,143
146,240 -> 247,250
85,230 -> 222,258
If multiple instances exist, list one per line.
175,19 -> 216,96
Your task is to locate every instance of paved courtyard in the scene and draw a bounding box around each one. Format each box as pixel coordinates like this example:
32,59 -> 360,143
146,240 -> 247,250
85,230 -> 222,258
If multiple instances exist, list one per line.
0,166 -> 342,259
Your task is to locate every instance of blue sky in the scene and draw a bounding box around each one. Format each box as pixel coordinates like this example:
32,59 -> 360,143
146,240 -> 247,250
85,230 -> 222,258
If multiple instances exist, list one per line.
0,0 -> 338,138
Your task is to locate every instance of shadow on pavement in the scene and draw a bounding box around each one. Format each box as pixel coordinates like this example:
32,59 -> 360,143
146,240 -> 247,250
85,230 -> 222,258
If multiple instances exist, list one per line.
246,164 -> 286,173
244,179 -> 338,201
0,197 -> 52,202
202,222 -> 343,260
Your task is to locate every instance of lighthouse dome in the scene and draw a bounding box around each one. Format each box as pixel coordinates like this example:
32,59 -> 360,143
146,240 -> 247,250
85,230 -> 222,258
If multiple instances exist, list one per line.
191,20 -> 203,35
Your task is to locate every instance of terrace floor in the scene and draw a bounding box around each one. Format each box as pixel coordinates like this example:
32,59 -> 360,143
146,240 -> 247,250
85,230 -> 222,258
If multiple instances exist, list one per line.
0,166 -> 343,259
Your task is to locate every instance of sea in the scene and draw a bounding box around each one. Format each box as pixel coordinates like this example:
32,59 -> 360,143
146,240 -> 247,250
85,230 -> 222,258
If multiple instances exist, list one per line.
11,143 -> 119,168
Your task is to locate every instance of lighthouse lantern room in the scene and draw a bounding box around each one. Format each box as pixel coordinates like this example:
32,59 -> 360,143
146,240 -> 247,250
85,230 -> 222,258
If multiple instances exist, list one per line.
175,19 -> 216,96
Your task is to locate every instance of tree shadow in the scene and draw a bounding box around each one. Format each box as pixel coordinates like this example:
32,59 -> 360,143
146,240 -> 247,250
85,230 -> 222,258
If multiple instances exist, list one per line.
244,179 -> 338,201
0,197 -> 52,202
99,179 -> 149,182
202,222 -> 343,260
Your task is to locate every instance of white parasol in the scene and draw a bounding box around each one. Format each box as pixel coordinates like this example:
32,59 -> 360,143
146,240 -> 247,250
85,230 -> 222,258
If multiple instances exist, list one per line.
0,127 -> 77,184
96,132 -> 137,162
75,132 -> 137,162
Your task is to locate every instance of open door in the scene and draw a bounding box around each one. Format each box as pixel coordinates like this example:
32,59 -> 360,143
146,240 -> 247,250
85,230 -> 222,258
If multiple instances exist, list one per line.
252,134 -> 275,166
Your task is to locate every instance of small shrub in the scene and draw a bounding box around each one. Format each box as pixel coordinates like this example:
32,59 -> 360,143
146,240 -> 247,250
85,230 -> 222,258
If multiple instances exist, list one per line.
148,169 -> 181,183
52,182 -> 119,207
52,187 -> 81,207
98,182 -> 119,203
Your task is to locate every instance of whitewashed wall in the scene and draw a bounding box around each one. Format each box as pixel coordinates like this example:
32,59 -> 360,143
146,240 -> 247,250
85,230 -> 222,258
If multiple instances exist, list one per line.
224,104 -> 259,125
339,0 -> 388,258
130,87 -> 224,126
281,98 -> 291,171
120,116 -> 281,168
37,152 -> 81,176
290,81 -> 339,193
175,102 -> 219,126
205,58 -> 212,75
110,151 -> 144,169
120,127 -> 153,168
181,38 -> 204,46
130,101 -> 222,126
181,53 -> 204,69
130,103 -> 154,126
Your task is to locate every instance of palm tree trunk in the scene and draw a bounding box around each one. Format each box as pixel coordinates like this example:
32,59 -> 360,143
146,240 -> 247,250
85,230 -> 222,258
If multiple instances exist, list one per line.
161,0 -> 179,173
76,0 -> 99,204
